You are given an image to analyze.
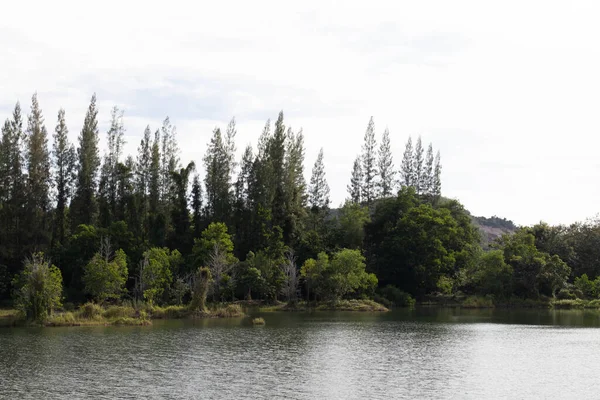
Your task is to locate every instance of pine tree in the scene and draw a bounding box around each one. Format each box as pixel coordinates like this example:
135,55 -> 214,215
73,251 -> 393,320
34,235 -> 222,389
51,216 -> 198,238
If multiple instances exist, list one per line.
269,112 -> 288,236
52,108 -> 76,246
149,130 -> 164,247
413,136 -> 424,194
432,151 -> 442,200
71,94 -> 100,229
204,127 -> 231,223
191,174 -> 203,238
233,145 -> 254,257
0,103 -> 27,273
283,127 -> 307,245
25,93 -> 52,250
169,161 -> 195,253
424,144 -> 434,195
378,127 -> 395,197
309,148 -> 330,210
361,117 -> 378,204
136,126 -> 152,241
348,155 -> 363,204
400,136 -> 413,188
160,117 -> 179,204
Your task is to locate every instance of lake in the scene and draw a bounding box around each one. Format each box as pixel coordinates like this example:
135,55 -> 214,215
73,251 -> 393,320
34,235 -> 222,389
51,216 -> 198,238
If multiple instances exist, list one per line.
2,308 -> 600,399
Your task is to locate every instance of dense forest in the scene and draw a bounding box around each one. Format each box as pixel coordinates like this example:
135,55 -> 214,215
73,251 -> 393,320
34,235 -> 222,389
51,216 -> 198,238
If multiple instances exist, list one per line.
2,93 -> 600,321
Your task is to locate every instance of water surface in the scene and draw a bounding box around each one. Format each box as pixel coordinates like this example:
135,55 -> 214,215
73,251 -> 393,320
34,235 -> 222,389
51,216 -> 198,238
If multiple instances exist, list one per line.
2,308 -> 600,399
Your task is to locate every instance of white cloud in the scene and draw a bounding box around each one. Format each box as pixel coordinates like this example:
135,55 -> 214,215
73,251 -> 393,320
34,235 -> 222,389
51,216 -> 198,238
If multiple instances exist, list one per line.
1,0 -> 599,225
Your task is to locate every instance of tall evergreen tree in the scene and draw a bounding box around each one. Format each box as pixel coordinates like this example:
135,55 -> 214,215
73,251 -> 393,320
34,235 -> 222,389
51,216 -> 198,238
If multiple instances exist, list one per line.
169,161 -> 195,253
149,129 -> 165,247
432,151 -> 442,200
24,93 -> 52,250
412,136 -> 424,194
191,174 -> 204,238
52,108 -> 76,247
400,136 -> 414,188
348,156 -> 363,204
233,145 -> 254,257
204,127 -> 231,223
0,103 -> 27,272
361,117 -> 378,205
309,148 -> 330,210
378,127 -> 395,197
268,112 -> 288,237
136,126 -> 152,241
283,128 -> 307,244
424,144 -> 434,195
160,117 -> 179,204
71,94 -> 100,229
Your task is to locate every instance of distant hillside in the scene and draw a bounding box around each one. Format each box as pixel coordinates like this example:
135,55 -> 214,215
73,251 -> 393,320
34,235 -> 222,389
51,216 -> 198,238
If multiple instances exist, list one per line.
472,215 -> 518,246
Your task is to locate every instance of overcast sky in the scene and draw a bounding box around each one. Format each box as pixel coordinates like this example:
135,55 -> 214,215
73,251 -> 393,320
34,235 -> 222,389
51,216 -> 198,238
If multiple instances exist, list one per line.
1,0 -> 599,226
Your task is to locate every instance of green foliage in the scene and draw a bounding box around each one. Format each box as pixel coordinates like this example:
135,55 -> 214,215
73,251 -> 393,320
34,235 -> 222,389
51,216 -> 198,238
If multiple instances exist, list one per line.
140,247 -> 176,305
301,249 -> 377,302
83,247 -> 128,303
252,317 -> 266,325
574,274 -> 600,299
12,253 -> 63,321
462,295 -> 494,308
335,201 -> 370,249
468,250 -> 513,299
378,285 -> 415,307
76,302 -> 104,320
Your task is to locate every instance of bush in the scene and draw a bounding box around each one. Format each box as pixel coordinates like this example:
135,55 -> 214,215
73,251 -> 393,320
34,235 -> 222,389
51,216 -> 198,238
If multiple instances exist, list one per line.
212,304 -> 244,318
77,302 -> 104,319
379,285 -> 415,307
552,299 -> 586,309
151,305 -> 189,319
462,295 -> 494,308
103,305 -> 135,319
252,317 -> 265,325
46,312 -> 77,326
556,288 -> 577,300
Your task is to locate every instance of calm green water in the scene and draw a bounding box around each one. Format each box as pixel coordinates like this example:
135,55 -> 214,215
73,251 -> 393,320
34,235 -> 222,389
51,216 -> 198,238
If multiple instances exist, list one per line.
2,308 -> 600,399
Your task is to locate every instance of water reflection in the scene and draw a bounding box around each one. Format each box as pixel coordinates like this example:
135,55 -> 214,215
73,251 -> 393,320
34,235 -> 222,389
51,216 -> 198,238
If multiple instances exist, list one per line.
1,309 -> 600,399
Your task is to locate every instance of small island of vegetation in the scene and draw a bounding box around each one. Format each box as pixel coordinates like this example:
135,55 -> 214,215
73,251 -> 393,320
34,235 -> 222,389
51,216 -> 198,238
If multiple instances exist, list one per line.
2,94 -> 600,327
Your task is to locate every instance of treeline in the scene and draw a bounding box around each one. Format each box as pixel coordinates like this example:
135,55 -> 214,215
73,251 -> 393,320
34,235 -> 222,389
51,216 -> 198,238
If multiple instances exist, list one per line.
0,93 -> 448,310
3,92 -> 600,317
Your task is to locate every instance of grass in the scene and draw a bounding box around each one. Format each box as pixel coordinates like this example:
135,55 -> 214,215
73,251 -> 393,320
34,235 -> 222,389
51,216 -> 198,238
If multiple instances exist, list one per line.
151,305 -> 189,319
252,317 -> 266,325
315,299 -> 389,312
209,303 -> 245,318
551,299 -> 600,309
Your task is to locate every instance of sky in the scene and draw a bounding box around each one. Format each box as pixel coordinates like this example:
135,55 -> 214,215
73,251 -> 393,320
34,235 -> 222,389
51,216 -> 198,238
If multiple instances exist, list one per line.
1,0 -> 599,226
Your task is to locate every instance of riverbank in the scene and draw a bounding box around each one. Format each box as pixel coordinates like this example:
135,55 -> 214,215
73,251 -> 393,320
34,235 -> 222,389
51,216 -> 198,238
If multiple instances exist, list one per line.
259,299 -> 389,312
0,302 -> 246,328
422,295 -> 600,310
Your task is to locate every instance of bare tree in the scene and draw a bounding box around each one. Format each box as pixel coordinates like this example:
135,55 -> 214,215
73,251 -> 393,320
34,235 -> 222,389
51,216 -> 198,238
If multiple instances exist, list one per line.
281,249 -> 300,304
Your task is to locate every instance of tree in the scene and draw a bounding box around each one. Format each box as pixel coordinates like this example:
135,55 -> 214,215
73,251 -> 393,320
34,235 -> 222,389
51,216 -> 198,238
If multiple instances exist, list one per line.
191,174 -> 203,238
412,136 -> 424,194
0,103 -> 27,276
423,143 -> 434,196
169,161 -> 195,253
204,127 -> 231,223
190,267 -> 211,312
192,222 -> 236,268
25,93 -> 52,251
71,94 -> 100,228
309,148 -> 330,210
361,117 -> 378,204
52,109 -> 77,246
347,156 -> 363,203
281,249 -> 299,304
400,136 -> 413,188
138,247 -> 176,305
82,238 -> 128,303
301,249 -> 377,302
378,128 -> 395,197
148,129 -> 164,246
336,201 -> 370,249
432,151 -> 442,199
12,252 -> 63,321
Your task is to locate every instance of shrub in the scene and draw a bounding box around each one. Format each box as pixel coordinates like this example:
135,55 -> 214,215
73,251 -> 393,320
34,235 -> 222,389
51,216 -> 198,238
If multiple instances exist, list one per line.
12,253 -> 63,322
556,288 -> 577,300
77,302 -> 104,319
379,285 -> 415,307
252,317 -> 265,325
212,303 -> 244,318
462,295 -> 494,308
552,299 -> 586,309
46,312 -> 77,326
103,305 -> 135,319
151,305 -> 189,319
